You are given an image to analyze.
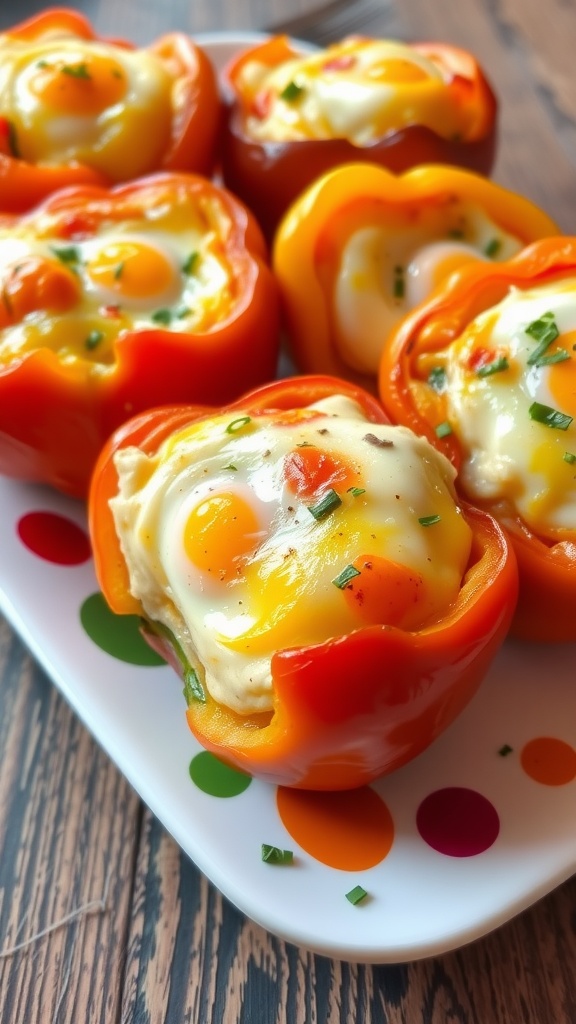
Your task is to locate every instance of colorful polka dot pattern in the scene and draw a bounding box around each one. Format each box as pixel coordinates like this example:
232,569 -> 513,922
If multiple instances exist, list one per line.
14,506 -> 576,876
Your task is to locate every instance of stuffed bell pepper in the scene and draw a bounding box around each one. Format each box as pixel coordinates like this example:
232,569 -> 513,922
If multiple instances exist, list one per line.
0,7 -> 221,211
274,162 -> 557,392
0,172 -> 280,498
89,375 -> 518,790
379,237 -> 576,643
221,34 -> 498,237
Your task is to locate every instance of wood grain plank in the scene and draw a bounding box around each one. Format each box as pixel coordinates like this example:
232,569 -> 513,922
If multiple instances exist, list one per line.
0,622 -> 141,1024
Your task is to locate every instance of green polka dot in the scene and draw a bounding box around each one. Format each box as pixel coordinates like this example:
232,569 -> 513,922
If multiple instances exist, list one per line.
80,592 -> 166,666
189,751 -> 252,797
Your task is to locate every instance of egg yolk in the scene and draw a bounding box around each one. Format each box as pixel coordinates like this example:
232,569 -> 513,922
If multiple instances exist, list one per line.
86,240 -> 175,299
184,492 -> 262,579
369,57 -> 430,84
28,51 -> 128,116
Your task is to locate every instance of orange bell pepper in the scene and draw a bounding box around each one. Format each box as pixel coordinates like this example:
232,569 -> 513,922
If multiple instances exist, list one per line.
0,172 -> 280,498
221,35 -> 498,237
0,8 -> 221,212
88,375 -> 518,790
379,237 -> 576,643
273,162 -> 558,393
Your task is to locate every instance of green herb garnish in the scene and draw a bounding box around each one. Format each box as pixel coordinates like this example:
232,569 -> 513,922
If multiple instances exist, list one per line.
347,486 -> 366,497
529,401 -> 573,431
484,238 -> 502,258
261,844 -> 294,865
332,564 -> 361,589
533,349 -> 570,366
307,488 -> 342,520
418,514 -> 441,526
84,329 -> 104,350
280,80 -> 304,102
114,261 -> 124,280
61,62 -> 91,79
223,463 -> 238,471
526,311 -> 559,366
393,265 -> 405,299
345,885 -> 368,905
151,308 -> 173,325
182,667 -> 206,705
50,244 -> 80,265
182,251 -> 200,275
476,355 -> 509,377
427,366 -> 447,392
435,421 -> 452,438
225,415 -> 251,434
563,451 -> 576,464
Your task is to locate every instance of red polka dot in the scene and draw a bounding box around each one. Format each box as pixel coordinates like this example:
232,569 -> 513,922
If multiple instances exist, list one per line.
17,511 -> 91,565
276,786 -> 394,870
416,787 -> 499,857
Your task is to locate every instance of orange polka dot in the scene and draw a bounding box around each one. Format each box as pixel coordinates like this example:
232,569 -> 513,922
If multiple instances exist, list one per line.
520,736 -> 576,786
276,786 -> 394,870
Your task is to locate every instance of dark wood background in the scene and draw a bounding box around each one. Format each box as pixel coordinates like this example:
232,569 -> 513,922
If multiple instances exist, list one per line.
1,1 -> 576,1021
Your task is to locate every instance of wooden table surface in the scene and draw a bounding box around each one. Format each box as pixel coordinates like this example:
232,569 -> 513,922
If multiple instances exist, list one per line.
1,1 -> 576,1021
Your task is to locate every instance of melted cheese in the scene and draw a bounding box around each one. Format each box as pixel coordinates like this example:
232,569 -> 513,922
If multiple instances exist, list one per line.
239,38 -> 474,145
441,279 -> 576,537
0,187 -> 236,369
110,395 -> 472,714
329,202 -> 522,375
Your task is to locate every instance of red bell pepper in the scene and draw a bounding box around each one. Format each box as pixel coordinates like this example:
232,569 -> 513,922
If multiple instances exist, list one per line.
379,237 -> 576,642
0,172 -> 280,498
221,35 -> 498,238
89,375 -> 518,790
0,8 -> 221,212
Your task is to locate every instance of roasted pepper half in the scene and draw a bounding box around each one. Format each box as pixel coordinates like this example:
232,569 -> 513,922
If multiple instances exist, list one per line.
221,35 -> 498,237
0,172 -> 280,498
89,375 -> 518,790
0,8 -> 221,211
379,237 -> 576,643
273,162 -> 558,392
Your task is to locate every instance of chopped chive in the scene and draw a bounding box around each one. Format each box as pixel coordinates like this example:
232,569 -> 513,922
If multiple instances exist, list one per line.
225,415 -> 251,434
393,266 -> 405,299
176,305 -> 190,319
435,421 -> 452,438
114,261 -> 124,280
307,488 -> 342,520
427,366 -> 447,392
261,844 -> 294,865
484,238 -> 502,258
296,441 -> 314,447
50,244 -> 80,264
529,401 -> 573,431
151,308 -> 173,325
182,667 -> 206,705
533,349 -> 570,366
280,80 -> 304,101
418,514 -> 441,526
84,329 -> 104,350
332,564 -> 361,589
61,62 -> 91,79
347,486 -> 366,497
526,312 -> 559,366
563,451 -> 576,464
498,743 -> 513,757
223,463 -> 238,471
182,251 -> 200,274
476,355 -> 509,377
36,59 -> 49,69
345,885 -> 368,905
